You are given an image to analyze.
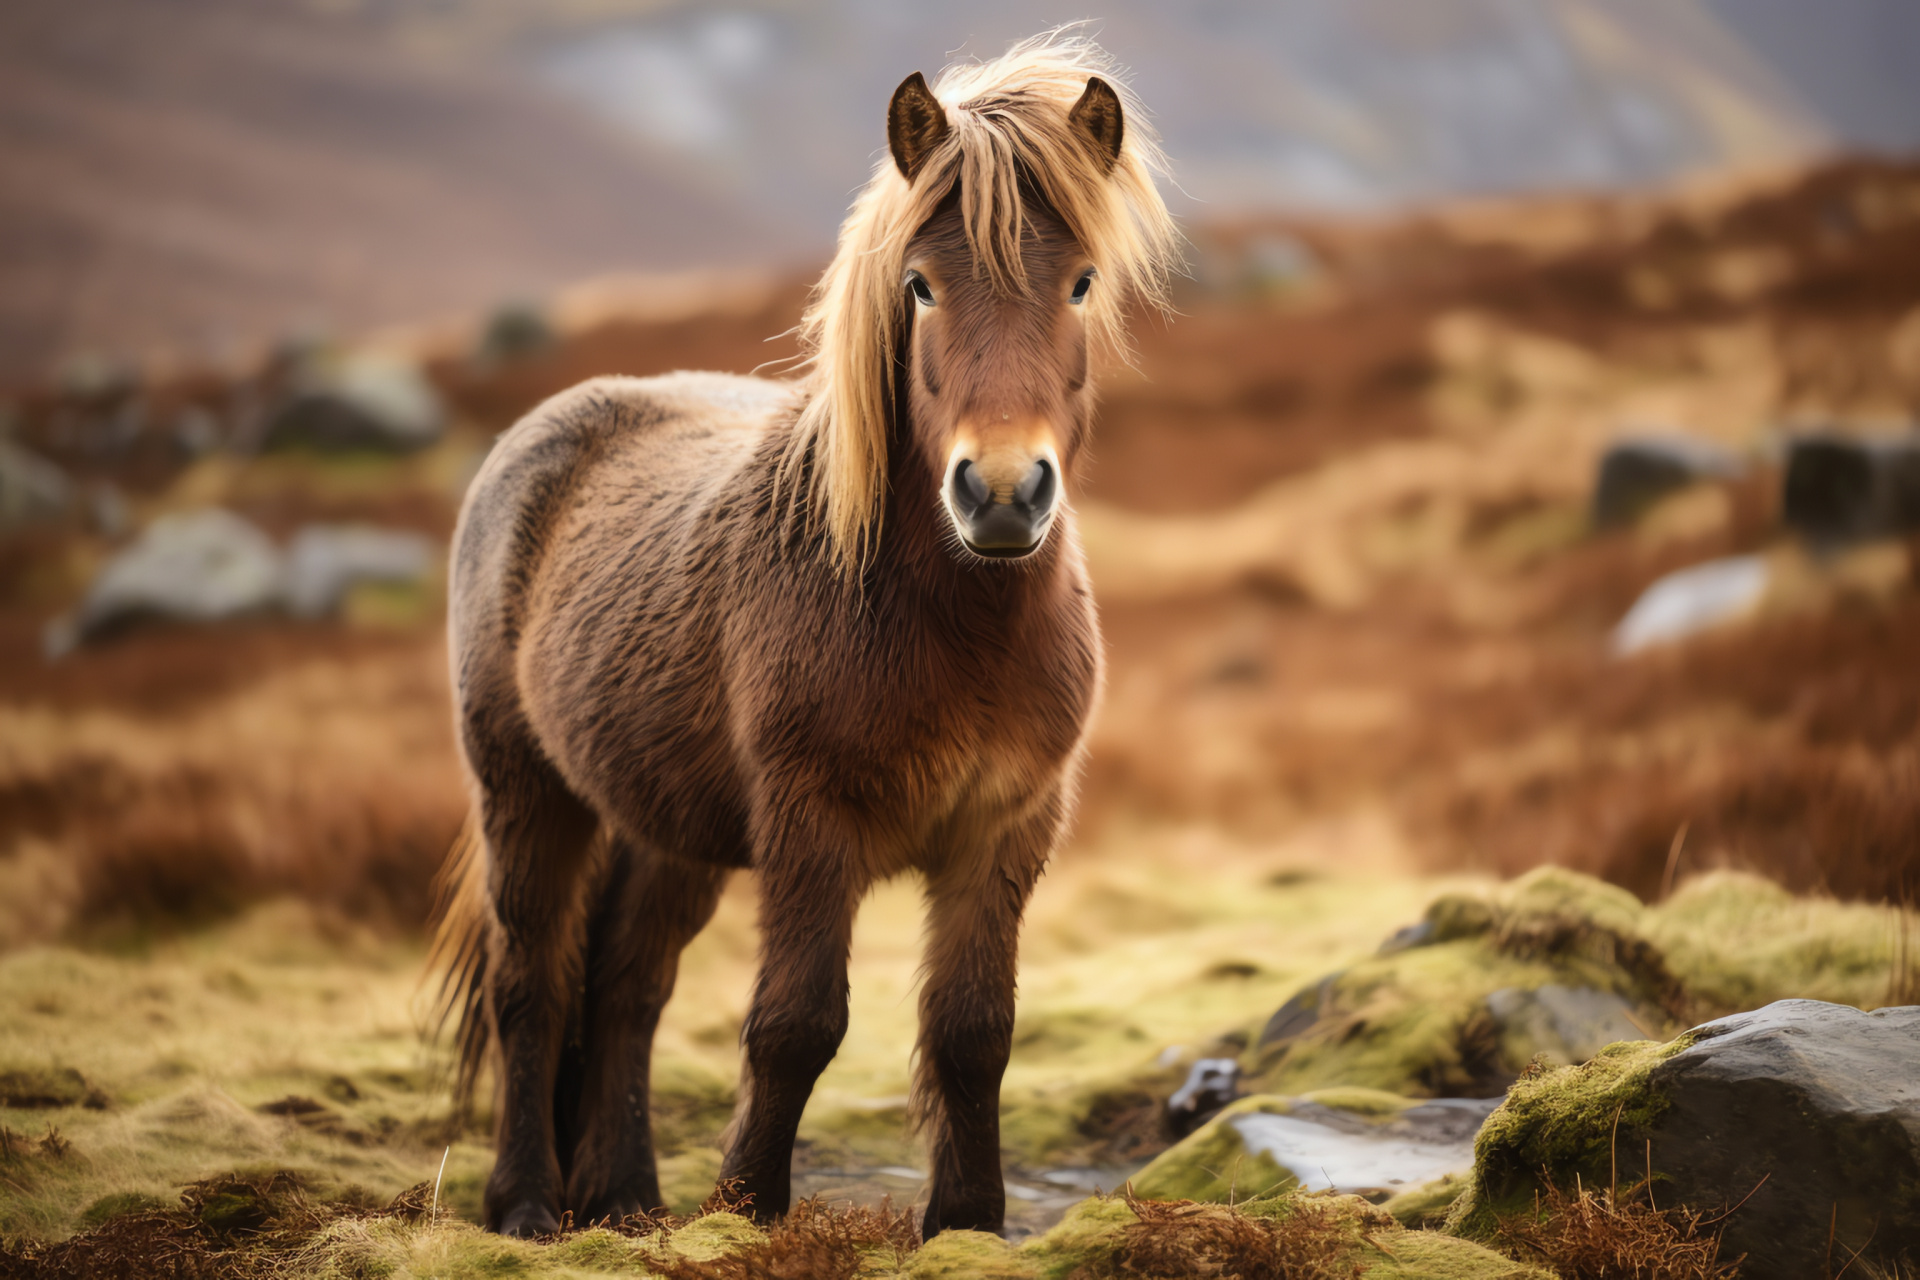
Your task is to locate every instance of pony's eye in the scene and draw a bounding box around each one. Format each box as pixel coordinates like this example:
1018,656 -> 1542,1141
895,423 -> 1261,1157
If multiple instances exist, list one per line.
1069,270 -> 1096,304
907,272 -> 936,307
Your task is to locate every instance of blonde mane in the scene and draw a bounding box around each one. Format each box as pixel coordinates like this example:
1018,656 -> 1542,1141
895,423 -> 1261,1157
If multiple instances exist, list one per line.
783,30 -> 1181,570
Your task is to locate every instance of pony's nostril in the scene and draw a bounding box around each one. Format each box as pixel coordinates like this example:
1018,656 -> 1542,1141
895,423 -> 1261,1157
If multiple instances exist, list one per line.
1014,458 -> 1054,511
952,459 -> 990,511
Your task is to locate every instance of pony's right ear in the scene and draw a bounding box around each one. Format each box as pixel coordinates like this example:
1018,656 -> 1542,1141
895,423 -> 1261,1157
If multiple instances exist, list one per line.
887,72 -> 949,182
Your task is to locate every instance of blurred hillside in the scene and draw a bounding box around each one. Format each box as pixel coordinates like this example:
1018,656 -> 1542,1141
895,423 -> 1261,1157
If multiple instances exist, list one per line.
2,155 -> 1917,950
7,0 -> 1920,384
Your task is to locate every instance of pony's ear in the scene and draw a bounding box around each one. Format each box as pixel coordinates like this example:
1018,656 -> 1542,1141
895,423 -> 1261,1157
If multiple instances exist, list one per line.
1069,76 -> 1125,175
887,72 -> 949,182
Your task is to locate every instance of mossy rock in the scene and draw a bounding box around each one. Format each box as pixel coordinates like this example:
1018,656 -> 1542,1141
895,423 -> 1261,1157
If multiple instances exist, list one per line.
1452,1001 -> 1920,1280
1128,1097 -> 1300,1203
1447,1034 -> 1692,1237
1129,1089 -> 1489,1205
1378,1171 -> 1466,1227
908,1228 -> 1037,1278
1245,868 -> 1683,1099
660,1211 -> 765,1262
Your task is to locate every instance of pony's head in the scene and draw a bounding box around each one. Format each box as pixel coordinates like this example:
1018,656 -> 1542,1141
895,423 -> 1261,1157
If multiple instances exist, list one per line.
787,33 -> 1179,569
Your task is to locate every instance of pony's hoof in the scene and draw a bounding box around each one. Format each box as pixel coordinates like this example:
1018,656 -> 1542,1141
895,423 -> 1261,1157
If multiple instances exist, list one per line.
497,1201 -> 561,1238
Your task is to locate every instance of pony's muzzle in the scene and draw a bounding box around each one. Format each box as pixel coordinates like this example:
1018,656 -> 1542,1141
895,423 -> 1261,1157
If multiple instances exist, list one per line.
948,455 -> 1057,557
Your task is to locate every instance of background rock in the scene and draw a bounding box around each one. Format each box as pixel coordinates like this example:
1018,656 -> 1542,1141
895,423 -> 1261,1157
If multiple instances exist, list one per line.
1783,433 -> 1920,545
1592,435 -> 1743,528
56,509 -> 284,653
283,526 -> 435,620
262,354 -> 445,454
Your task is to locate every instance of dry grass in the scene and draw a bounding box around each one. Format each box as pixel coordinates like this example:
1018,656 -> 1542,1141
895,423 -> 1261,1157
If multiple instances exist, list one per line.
0,636 -> 466,947
1083,1193 -> 1367,1280
1493,1180 -> 1739,1280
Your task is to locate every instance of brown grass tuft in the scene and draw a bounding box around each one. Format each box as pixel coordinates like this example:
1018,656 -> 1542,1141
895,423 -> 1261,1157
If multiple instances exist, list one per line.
1072,1193 -> 1367,1280
1495,1178 -> 1740,1280
649,1197 -> 919,1280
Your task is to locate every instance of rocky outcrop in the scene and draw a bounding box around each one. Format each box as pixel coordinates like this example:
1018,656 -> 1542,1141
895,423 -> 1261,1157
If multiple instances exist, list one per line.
1451,999 -> 1920,1280
1244,868 -> 1684,1101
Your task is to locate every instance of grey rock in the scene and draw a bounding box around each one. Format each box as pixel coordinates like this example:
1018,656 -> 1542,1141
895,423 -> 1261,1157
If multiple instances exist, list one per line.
1611,554 -> 1769,656
1486,984 -> 1650,1066
1259,972 -> 1341,1047
263,354 -> 445,453
1644,1000 -> 1920,1279
474,301 -> 556,366
1166,1057 -> 1240,1137
1783,432 -> 1920,545
1593,435 -> 1743,528
283,525 -> 434,618
0,440 -> 73,530
55,509 -> 284,653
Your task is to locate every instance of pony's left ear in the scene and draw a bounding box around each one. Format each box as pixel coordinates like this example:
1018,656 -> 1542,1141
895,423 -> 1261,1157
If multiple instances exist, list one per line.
888,72 -> 950,182
1069,76 -> 1125,175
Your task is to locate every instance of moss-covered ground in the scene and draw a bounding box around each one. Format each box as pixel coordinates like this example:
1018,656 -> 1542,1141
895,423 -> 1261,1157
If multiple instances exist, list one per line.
1,822 -> 1910,1275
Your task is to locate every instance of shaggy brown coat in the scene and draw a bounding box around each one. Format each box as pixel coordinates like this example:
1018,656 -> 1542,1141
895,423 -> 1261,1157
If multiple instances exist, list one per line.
434,34 -> 1177,1241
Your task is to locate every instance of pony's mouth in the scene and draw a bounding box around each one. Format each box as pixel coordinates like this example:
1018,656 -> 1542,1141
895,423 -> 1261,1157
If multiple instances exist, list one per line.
945,454 -> 1058,561
962,535 -> 1047,560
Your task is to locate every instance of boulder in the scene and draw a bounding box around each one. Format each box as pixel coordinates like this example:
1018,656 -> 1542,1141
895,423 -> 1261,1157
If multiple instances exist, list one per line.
53,509 -> 284,652
1783,432 -> 1920,545
1451,1000 -> 1920,1280
1592,435 -> 1742,528
1610,554 -> 1769,656
283,525 -> 435,619
0,439 -> 73,530
1132,1089 -> 1500,1204
262,353 -> 445,453
1163,1057 -> 1240,1137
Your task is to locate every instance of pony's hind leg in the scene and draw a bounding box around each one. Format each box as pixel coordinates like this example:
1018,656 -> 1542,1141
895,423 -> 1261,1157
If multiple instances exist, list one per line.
566,840 -> 729,1224
472,739 -> 599,1237
914,804 -> 1055,1239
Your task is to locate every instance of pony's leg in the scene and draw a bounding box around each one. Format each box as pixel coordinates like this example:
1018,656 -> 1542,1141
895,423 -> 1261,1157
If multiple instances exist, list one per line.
566,842 -> 729,1224
717,814 -> 861,1222
914,805 -> 1055,1238
475,746 -> 599,1237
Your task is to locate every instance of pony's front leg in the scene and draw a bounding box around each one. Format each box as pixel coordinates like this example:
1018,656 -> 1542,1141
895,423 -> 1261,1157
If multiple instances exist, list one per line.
914,803 -> 1055,1238
718,808 -> 860,1222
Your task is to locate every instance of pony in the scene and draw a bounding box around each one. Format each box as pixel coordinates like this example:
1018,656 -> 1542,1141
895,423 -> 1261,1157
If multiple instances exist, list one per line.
432,32 -> 1178,1240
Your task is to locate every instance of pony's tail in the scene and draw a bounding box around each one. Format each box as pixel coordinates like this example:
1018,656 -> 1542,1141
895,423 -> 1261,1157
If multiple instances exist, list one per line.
426,812 -> 491,1110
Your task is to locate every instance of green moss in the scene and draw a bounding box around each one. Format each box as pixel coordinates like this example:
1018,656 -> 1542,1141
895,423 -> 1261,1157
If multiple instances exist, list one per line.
1446,1033 -> 1697,1238
1127,1097 -> 1299,1203
1294,1085 -> 1417,1117
1645,870 -> 1903,1014
76,1190 -> 167,1227
1498,866 -> 1645,939
1378,1172 -> 1465,1227
655,1147 -> 724,1216
907,1229 -> 1037,1278
661,1211 -> 763,1262
545,1226 -> 654,1270
1360,1227 -> 1551,1279
1018,1196 -> 1136,1280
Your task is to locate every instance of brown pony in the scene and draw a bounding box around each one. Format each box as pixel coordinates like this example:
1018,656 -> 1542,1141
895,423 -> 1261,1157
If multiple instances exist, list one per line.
433,33 -> 1178,1240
